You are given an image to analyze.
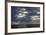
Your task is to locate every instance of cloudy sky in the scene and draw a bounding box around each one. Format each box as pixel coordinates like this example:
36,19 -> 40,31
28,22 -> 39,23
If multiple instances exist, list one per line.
11,6 -> 40,22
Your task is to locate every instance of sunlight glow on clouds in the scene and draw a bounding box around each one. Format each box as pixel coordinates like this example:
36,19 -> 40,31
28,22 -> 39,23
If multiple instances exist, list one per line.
31,16 -> 40,20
